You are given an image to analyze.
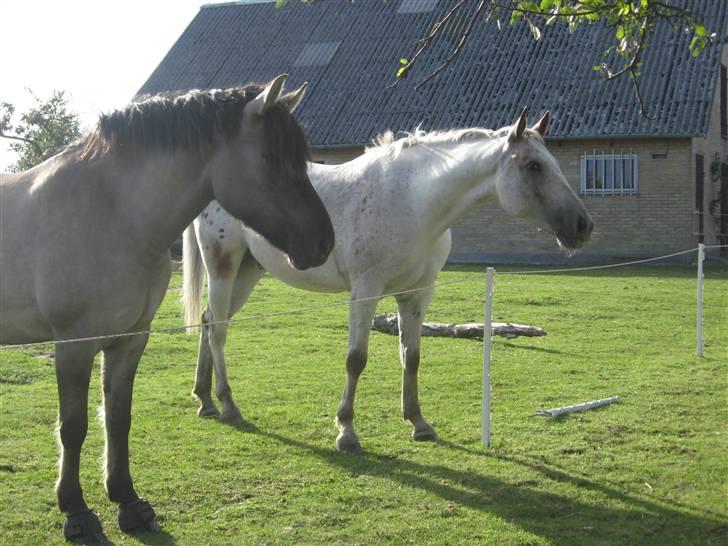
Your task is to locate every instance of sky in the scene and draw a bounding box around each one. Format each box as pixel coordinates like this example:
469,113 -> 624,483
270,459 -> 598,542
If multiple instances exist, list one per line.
0,0 -> 214,170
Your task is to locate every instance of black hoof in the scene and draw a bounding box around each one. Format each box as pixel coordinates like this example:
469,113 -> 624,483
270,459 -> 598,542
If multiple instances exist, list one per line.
118,498 -> 160,534
63,510 -> 106,544
198,406 -> 220,418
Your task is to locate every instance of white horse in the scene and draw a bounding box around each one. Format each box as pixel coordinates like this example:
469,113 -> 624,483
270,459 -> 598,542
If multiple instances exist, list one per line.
183,109 -> 593,453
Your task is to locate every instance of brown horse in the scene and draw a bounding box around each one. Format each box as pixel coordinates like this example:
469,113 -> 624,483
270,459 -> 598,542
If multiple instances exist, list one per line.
0,74 -> 334,543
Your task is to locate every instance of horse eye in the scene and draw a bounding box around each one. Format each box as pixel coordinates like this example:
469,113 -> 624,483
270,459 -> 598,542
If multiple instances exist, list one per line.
526,161 -> 541,172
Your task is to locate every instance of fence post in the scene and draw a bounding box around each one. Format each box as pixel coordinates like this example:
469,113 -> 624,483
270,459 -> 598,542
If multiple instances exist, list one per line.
697,243 -> 705,357
483,267 -> 495,446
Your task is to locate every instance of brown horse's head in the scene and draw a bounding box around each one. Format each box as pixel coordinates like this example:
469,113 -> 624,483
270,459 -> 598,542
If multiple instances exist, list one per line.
207,75 -> 334,269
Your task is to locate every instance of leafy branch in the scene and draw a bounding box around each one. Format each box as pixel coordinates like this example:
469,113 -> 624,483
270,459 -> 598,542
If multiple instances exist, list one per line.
1,90 -> 81,172
390,0 -> 715,115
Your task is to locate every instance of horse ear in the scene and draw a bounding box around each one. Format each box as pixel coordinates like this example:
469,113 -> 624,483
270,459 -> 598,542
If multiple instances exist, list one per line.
251,73 -> 288,115
532,111 -> 550,137
278,81 -> 308,113
509,107 -> 528,142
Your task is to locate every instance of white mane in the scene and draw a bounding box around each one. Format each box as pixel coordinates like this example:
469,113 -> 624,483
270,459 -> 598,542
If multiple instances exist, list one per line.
366,126 -> 510,159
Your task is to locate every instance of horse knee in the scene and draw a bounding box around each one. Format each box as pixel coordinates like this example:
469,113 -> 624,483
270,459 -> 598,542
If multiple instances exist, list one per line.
346,349 -> 367,377
57,417 -> 88,449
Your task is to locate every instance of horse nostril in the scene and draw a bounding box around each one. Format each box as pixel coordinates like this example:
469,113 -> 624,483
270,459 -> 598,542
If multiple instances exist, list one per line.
577,216 -> 586,233
576,215 -> 593,236
318,237 -> 331,257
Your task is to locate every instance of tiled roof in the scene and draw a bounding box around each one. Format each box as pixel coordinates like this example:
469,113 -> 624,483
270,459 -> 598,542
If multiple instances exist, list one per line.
137,0 -> 728,146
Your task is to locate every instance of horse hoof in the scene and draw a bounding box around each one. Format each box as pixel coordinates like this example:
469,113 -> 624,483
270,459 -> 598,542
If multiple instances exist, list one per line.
412,429 -> 439,442
118,498 -> 160,534
336,435 -> 363,454
219,407 -> 244,425
198,406 -> 220,419
63,509 -> 106,544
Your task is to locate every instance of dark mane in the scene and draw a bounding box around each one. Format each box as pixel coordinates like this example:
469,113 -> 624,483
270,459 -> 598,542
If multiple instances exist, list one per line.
81,85 -> 308,162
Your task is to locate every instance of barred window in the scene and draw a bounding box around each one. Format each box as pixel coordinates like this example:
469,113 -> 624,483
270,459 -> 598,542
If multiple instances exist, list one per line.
580,152 -> 639,195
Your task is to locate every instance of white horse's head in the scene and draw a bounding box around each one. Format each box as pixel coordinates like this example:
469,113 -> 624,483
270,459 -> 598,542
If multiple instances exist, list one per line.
494,108 -> 593,249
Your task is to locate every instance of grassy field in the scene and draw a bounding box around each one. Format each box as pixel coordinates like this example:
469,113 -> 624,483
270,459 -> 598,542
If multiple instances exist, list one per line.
0,263 -> 726,545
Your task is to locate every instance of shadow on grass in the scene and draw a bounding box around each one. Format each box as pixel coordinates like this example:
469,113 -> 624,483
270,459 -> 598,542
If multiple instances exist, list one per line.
500,342 -> 564,354
245,427 -> 726,545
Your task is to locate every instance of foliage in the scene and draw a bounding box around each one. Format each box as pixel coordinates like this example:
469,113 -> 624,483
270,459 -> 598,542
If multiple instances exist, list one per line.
0,264 -> 726,545
0,90 -> 81,172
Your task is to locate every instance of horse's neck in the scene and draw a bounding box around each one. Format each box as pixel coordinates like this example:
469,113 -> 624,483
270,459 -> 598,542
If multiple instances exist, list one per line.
113,150 -> 212,256
400,138 -> 502,239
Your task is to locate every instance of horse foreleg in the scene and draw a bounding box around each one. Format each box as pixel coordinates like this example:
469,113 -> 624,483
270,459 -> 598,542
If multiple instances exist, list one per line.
396,288 -> 438,441
335,295 -> 379,453
101,334 -> 160,535
54,340 -> 105,543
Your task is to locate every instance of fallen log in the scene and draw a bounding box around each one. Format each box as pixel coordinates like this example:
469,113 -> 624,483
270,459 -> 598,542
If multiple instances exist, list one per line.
371,313 -> 546,339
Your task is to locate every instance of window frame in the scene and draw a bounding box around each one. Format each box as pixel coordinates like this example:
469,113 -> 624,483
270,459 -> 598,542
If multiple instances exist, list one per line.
579,151 -> 639,196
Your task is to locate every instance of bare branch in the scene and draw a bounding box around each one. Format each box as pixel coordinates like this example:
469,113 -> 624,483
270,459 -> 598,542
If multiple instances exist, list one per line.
0,132 -> 44,156
386,0 -> 468,89
414,0 -> 488,91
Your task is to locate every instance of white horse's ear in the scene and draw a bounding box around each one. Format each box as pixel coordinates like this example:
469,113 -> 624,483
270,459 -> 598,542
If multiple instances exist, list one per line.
532,111 -> 550,137
251,73 -> 288,115
278,81 -> 308,113
509,107 -> 528,142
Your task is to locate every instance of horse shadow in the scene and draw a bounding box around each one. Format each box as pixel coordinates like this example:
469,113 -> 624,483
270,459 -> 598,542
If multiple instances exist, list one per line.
232,426 -> 726,545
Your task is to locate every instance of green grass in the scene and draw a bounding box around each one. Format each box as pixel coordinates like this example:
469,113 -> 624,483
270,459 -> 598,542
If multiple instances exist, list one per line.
1,264 -> 726,545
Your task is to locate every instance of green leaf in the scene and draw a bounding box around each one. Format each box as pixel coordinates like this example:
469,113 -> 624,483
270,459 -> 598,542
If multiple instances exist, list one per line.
527,18 -> 542,41
400,58 -> 409,65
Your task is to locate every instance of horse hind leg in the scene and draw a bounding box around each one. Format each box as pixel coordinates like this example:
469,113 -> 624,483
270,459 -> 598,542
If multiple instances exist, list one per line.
193,312 -> 219,418
198,253 -> 263,424
396,288 -> 438,442
54,341 -> 106,543
102,334 -> 160,535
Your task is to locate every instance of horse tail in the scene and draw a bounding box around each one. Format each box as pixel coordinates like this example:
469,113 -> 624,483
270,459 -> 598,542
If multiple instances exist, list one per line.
182,224 -> 204,333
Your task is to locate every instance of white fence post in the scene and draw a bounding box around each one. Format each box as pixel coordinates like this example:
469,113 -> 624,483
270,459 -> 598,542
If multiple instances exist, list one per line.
697,243 -> 705,357
483,267 -> 495,446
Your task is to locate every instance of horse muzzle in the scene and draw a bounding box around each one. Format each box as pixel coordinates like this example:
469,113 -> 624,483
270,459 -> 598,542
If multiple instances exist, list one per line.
556,211 -> 594,249
286,221 -> 335,270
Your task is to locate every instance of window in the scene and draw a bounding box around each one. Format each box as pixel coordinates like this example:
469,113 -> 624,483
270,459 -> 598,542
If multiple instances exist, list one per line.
720,64 -> 727,139
695,154 -> 704,244
580,151 -> 639,195
397,0 -> 438,14
293,41 -> 341,67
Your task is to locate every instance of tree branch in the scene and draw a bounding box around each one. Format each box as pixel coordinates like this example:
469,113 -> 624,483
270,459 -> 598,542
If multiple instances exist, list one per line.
386,0 -> 468,89
414,0 -> 488,91
0,132 -> 43,156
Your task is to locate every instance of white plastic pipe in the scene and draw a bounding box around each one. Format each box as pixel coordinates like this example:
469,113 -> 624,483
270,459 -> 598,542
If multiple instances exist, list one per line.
482,267 -> 495,446
697,243 -> 705,357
